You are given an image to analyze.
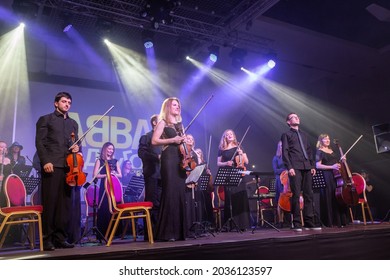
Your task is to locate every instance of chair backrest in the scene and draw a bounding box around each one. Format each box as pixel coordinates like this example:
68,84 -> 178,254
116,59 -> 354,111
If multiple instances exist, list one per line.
104,161 -> 124,212
85,185 -> 99,215
4,174 -> 26,206
352,172 -> 366,196
30,186 -> 40,206
216,186 -> 225,208
256,186 -> 273,206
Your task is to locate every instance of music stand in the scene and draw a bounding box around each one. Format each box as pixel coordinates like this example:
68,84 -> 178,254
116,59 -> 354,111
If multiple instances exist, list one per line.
213,167 -> 243,233
250,172 -> 280,233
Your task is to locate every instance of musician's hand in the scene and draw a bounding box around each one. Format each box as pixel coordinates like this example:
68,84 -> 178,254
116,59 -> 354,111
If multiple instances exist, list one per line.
226,161 -> 233,167
173,135 -> 185,144
288,168 -> 295,176
237,147 -> 243,155
43,163 -> 54,173
0,175 -> 3,181
332,163 -> 341,170
311,168 -> 316,176
71,145 -> 79,153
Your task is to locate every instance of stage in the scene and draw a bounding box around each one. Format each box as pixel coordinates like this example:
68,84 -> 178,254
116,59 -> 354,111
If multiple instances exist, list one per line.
1,222 -> 389,260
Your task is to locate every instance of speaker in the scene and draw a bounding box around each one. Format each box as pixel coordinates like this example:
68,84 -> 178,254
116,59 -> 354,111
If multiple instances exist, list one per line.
372,123 -> 390,154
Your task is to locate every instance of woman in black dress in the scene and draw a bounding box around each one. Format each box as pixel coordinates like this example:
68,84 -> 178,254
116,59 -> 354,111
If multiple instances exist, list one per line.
315,134 -> 347,227
93,142 -> 122,238
152,97 -> 187,241
217,129 -> 251,231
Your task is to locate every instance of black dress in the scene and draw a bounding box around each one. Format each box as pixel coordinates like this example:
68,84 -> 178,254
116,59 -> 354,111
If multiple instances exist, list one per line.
155,126 -> 188,241
218,147 -> 251,230
316,150 -> 347,227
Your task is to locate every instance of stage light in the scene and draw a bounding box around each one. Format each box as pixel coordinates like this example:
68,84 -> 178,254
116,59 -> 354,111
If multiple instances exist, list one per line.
208,45 -> 219,62
60,12 -> 73,33
175,37 -> 194,63
142,30 -> 154,48
229,47 -> 247,69
140,0 -> 181,30
266,52 -> 277,69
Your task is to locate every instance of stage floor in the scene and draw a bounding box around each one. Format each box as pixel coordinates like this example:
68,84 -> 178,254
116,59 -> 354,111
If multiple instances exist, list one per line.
1,221 -> 390,260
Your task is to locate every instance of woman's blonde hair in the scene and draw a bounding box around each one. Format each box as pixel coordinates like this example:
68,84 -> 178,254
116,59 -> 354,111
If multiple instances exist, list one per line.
218,129 -> 238,150
159,97 -> 182,125
316,134 -> 329,149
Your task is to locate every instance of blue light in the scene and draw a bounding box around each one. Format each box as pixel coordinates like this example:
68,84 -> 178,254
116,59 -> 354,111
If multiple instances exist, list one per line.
209,53 -> 217,62
63,24 -> 73,33
144,40 -> 154,49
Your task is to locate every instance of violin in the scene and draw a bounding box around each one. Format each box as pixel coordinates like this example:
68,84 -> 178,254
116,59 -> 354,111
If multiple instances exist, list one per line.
234,144 -> 246,171
66,132 -> 86,187
180,142 -> 197,172
333,139 -> 360,207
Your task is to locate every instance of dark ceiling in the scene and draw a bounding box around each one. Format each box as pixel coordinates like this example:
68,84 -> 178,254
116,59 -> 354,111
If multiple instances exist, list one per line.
263,0 -> 390,50
3,0 -> 390,54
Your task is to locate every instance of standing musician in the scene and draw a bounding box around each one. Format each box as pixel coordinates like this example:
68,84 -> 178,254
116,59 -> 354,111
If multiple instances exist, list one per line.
272,140 -> 287,226
152,97 -> 187,242
194,147 -> 214,226
315,134 -> 347,228
138,114 -> 162,240
281,113 -> 321,231
93,142 -> 122,239
217,129 -> 251,231
35,92 -> 79,250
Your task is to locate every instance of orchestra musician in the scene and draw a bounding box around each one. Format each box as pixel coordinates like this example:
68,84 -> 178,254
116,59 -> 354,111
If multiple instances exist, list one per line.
93,142 -> 122,239
35,92 -> 79,250
281,113 -> 321,231
138,114 -> 162,239
217,129 -> 251,231
272,140 -> 287,226
315,134 -> 347,228
151,97 -> 187,242
194,147 -> 214,226
7,141 -> 26,171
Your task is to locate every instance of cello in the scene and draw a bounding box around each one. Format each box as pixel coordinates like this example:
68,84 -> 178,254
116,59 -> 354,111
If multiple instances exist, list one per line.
278,170 -> 304,212
333,137 -> 363,207
66,132 -> 87,187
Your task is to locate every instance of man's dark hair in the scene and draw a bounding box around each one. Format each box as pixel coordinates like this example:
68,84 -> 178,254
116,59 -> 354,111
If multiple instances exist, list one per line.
55,92 -> 72,102
286,112 -> 297,122
150,114 -> 159,127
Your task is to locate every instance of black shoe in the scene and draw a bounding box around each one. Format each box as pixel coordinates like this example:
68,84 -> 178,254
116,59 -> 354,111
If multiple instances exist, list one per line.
55,240 -> 74,249
43,241 -> 55,251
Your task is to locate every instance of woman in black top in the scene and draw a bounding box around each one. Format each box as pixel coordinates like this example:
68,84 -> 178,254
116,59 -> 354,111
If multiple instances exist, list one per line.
315,134 -> 347,227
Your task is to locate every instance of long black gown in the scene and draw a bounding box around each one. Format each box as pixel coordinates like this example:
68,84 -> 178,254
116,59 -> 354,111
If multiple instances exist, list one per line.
218,147 -> 251,230
155,126 -> 188,241
316,150 -> 347,227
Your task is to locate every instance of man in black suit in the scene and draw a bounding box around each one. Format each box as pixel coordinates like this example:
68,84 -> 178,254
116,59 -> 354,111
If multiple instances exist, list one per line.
281,113 -> 321,231
35,92 -> 79,250
138,114 -> 162,238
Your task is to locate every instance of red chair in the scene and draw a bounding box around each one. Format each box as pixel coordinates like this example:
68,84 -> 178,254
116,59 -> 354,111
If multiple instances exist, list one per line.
212,186 -> 225,230
256,186 -> 277,226
349,173 -> 373,225
104,161 -> 154,246
0,174 -> 43,251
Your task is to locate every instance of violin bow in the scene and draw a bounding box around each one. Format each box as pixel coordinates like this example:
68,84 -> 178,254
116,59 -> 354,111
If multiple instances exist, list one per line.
230,125 -> 251,161
69,105 -> 115,150
184,94 -> 214,133
206,135 -> 212,167
339,134 -> 363,161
